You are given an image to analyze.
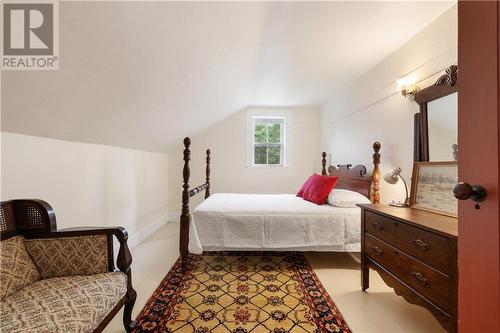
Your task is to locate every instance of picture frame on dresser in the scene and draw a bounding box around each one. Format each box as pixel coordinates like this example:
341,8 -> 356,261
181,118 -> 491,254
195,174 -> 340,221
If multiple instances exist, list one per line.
409,161 -> 458,218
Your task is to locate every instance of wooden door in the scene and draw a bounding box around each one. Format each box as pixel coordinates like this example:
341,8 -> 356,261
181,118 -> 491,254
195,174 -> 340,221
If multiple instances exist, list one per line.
458,1 -> 499,332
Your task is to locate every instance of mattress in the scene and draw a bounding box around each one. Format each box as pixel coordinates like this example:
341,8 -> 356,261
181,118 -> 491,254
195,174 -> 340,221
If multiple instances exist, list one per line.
188,193 -> 361,254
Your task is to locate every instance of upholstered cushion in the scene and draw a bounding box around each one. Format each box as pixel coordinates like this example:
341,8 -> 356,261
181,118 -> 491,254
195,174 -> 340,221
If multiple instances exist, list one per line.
24,235 -> 109,279
0,236 -> 40,300
0,272 -> 127,333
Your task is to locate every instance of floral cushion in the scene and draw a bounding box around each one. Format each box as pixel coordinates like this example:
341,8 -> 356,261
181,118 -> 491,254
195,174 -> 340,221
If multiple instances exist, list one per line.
24,235 -> 109,279
0,236 -> 40,300
0,272 -> 127,333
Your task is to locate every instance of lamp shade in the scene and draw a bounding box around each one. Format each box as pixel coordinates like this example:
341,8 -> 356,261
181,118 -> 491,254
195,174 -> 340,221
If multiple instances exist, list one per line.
384,167 -> 403,184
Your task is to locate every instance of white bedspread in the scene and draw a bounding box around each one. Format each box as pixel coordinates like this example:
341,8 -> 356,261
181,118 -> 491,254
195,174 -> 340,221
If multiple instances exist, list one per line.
188,193 -> 361,254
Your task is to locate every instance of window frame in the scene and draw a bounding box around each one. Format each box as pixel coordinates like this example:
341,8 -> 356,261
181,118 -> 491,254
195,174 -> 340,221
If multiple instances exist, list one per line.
251,116 -> 286,167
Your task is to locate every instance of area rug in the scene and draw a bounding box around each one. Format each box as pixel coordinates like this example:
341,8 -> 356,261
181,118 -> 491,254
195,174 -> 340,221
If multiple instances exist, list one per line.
133,252 -> 351,333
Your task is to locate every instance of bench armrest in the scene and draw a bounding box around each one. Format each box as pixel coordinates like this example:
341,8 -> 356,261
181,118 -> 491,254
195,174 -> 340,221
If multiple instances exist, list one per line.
56,226 -> 132,273
25,226 -> 132,277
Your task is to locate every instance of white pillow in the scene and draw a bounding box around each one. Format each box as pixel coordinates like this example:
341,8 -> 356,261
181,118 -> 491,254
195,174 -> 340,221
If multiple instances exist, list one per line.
327,189 -> 371,208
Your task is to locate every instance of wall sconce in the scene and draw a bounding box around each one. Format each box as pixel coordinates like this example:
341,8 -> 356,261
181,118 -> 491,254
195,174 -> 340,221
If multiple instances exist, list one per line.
396,75 -> 419,98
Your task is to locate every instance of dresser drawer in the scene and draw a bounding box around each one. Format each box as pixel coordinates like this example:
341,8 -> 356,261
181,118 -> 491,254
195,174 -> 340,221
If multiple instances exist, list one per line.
364,211 -> 453,274
365,234 -> 451,312
364,211 -> 399,243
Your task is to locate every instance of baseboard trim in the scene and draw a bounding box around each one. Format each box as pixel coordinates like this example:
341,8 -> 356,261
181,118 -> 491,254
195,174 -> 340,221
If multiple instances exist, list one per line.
127,215 -> 169,250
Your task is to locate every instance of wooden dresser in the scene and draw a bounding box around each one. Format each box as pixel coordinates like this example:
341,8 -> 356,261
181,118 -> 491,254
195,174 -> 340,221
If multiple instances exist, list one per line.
358,204 -> 458,332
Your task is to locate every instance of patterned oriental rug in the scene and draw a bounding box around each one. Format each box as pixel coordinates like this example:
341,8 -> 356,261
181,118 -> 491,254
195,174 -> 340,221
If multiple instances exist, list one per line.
133,252 -> 351,333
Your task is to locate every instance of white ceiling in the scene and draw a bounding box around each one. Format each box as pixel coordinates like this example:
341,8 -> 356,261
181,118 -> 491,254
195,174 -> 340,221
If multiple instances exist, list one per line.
1,1 -> 455,152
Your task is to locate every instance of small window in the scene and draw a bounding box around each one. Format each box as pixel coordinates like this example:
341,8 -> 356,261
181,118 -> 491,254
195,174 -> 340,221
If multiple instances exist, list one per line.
252,117 -> 286,166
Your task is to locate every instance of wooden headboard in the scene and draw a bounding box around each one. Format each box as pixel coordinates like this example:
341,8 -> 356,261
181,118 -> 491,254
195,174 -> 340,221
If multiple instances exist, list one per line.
321,141 -> 381,203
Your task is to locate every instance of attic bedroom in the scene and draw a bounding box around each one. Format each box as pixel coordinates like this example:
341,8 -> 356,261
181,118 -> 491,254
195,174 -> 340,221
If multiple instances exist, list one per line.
1,1 -> 499,333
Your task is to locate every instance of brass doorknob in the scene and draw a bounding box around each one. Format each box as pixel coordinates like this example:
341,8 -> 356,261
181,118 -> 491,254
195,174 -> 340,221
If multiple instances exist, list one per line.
453,182 -> 487,202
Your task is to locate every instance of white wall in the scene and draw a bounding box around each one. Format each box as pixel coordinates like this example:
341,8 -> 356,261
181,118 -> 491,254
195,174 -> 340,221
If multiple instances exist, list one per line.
1,2 -> 454,153
321,5 -> 457,204
168,107 -> 320,213
1,133 -> 169,248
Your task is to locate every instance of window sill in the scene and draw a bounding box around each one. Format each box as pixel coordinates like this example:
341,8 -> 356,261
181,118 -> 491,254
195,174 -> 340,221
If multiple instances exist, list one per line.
248,164 -> 287,169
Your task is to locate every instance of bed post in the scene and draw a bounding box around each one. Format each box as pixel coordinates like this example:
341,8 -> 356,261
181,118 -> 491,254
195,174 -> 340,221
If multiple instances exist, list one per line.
205,149 -> 211,199
180,137 -> 191,262
321,152 -> 327,175
371,141 -> 381,204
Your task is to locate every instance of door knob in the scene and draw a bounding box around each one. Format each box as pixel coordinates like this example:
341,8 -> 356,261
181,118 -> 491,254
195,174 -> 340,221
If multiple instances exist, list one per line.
453,182 -> 487,202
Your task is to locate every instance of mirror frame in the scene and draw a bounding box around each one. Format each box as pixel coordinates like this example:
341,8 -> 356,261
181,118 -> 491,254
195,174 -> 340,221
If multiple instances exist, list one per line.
414,65 -> 458,161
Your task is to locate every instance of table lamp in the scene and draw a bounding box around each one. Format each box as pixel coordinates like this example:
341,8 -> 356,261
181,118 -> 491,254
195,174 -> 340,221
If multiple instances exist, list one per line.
384,167 -> 409,207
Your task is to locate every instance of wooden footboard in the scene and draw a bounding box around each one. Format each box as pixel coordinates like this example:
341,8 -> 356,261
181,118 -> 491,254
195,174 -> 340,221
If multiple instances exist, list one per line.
180,137 -> 211,261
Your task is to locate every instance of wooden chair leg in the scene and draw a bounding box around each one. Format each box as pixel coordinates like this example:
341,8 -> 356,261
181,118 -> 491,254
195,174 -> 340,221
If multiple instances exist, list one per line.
123,288 -> 137,332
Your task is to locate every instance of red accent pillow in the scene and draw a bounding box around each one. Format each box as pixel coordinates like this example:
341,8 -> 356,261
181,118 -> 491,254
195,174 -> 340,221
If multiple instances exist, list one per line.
302,174 -> 339,205
297,175 -> 314,197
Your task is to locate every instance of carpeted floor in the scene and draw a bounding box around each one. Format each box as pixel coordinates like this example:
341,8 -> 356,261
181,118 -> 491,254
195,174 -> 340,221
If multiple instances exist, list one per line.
133,252 -> 351,333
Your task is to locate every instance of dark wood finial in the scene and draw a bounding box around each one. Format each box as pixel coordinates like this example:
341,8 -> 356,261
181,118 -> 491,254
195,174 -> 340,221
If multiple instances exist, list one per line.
321,152 -> 327,175
371,141 -> 381,204
205,149 -> 211,199
180,137 -> 191,260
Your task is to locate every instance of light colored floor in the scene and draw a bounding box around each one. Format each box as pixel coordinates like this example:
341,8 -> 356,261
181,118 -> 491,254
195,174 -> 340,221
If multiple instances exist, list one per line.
105,223 -> 445,333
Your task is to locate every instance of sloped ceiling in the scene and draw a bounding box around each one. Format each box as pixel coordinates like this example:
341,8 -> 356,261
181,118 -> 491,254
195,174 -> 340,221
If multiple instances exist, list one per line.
1,1 -> 454,152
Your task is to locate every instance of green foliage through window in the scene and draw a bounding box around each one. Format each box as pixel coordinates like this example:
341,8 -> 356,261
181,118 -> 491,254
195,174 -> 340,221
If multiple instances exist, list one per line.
254,146 -> 267,164
268,146 -> 280,164
252,118 -> 285,166
268,124 -> 281,143
254,124 -> 267,143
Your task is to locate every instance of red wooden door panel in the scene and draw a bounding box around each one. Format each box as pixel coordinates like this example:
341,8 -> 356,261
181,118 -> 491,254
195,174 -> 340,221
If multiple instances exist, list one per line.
458,1 -> 499,332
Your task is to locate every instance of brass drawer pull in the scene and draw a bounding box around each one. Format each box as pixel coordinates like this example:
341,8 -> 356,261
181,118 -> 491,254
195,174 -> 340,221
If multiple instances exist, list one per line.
372,222 -> 383,232
372,246 -> 383,256
412,271 -> 428,286
412,239 -> 428,251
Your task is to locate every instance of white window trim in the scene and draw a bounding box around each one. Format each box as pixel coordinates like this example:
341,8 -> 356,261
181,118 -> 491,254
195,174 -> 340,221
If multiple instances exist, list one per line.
246,109 -> 291,168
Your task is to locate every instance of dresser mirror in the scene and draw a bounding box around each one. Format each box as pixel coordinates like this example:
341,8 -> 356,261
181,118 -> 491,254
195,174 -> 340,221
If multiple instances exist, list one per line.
427,92 -> 457,161
414,65 -> 458,162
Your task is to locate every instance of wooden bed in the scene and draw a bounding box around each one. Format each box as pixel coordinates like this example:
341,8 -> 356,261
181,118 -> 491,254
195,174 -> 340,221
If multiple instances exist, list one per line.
179,137 -> 381,260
